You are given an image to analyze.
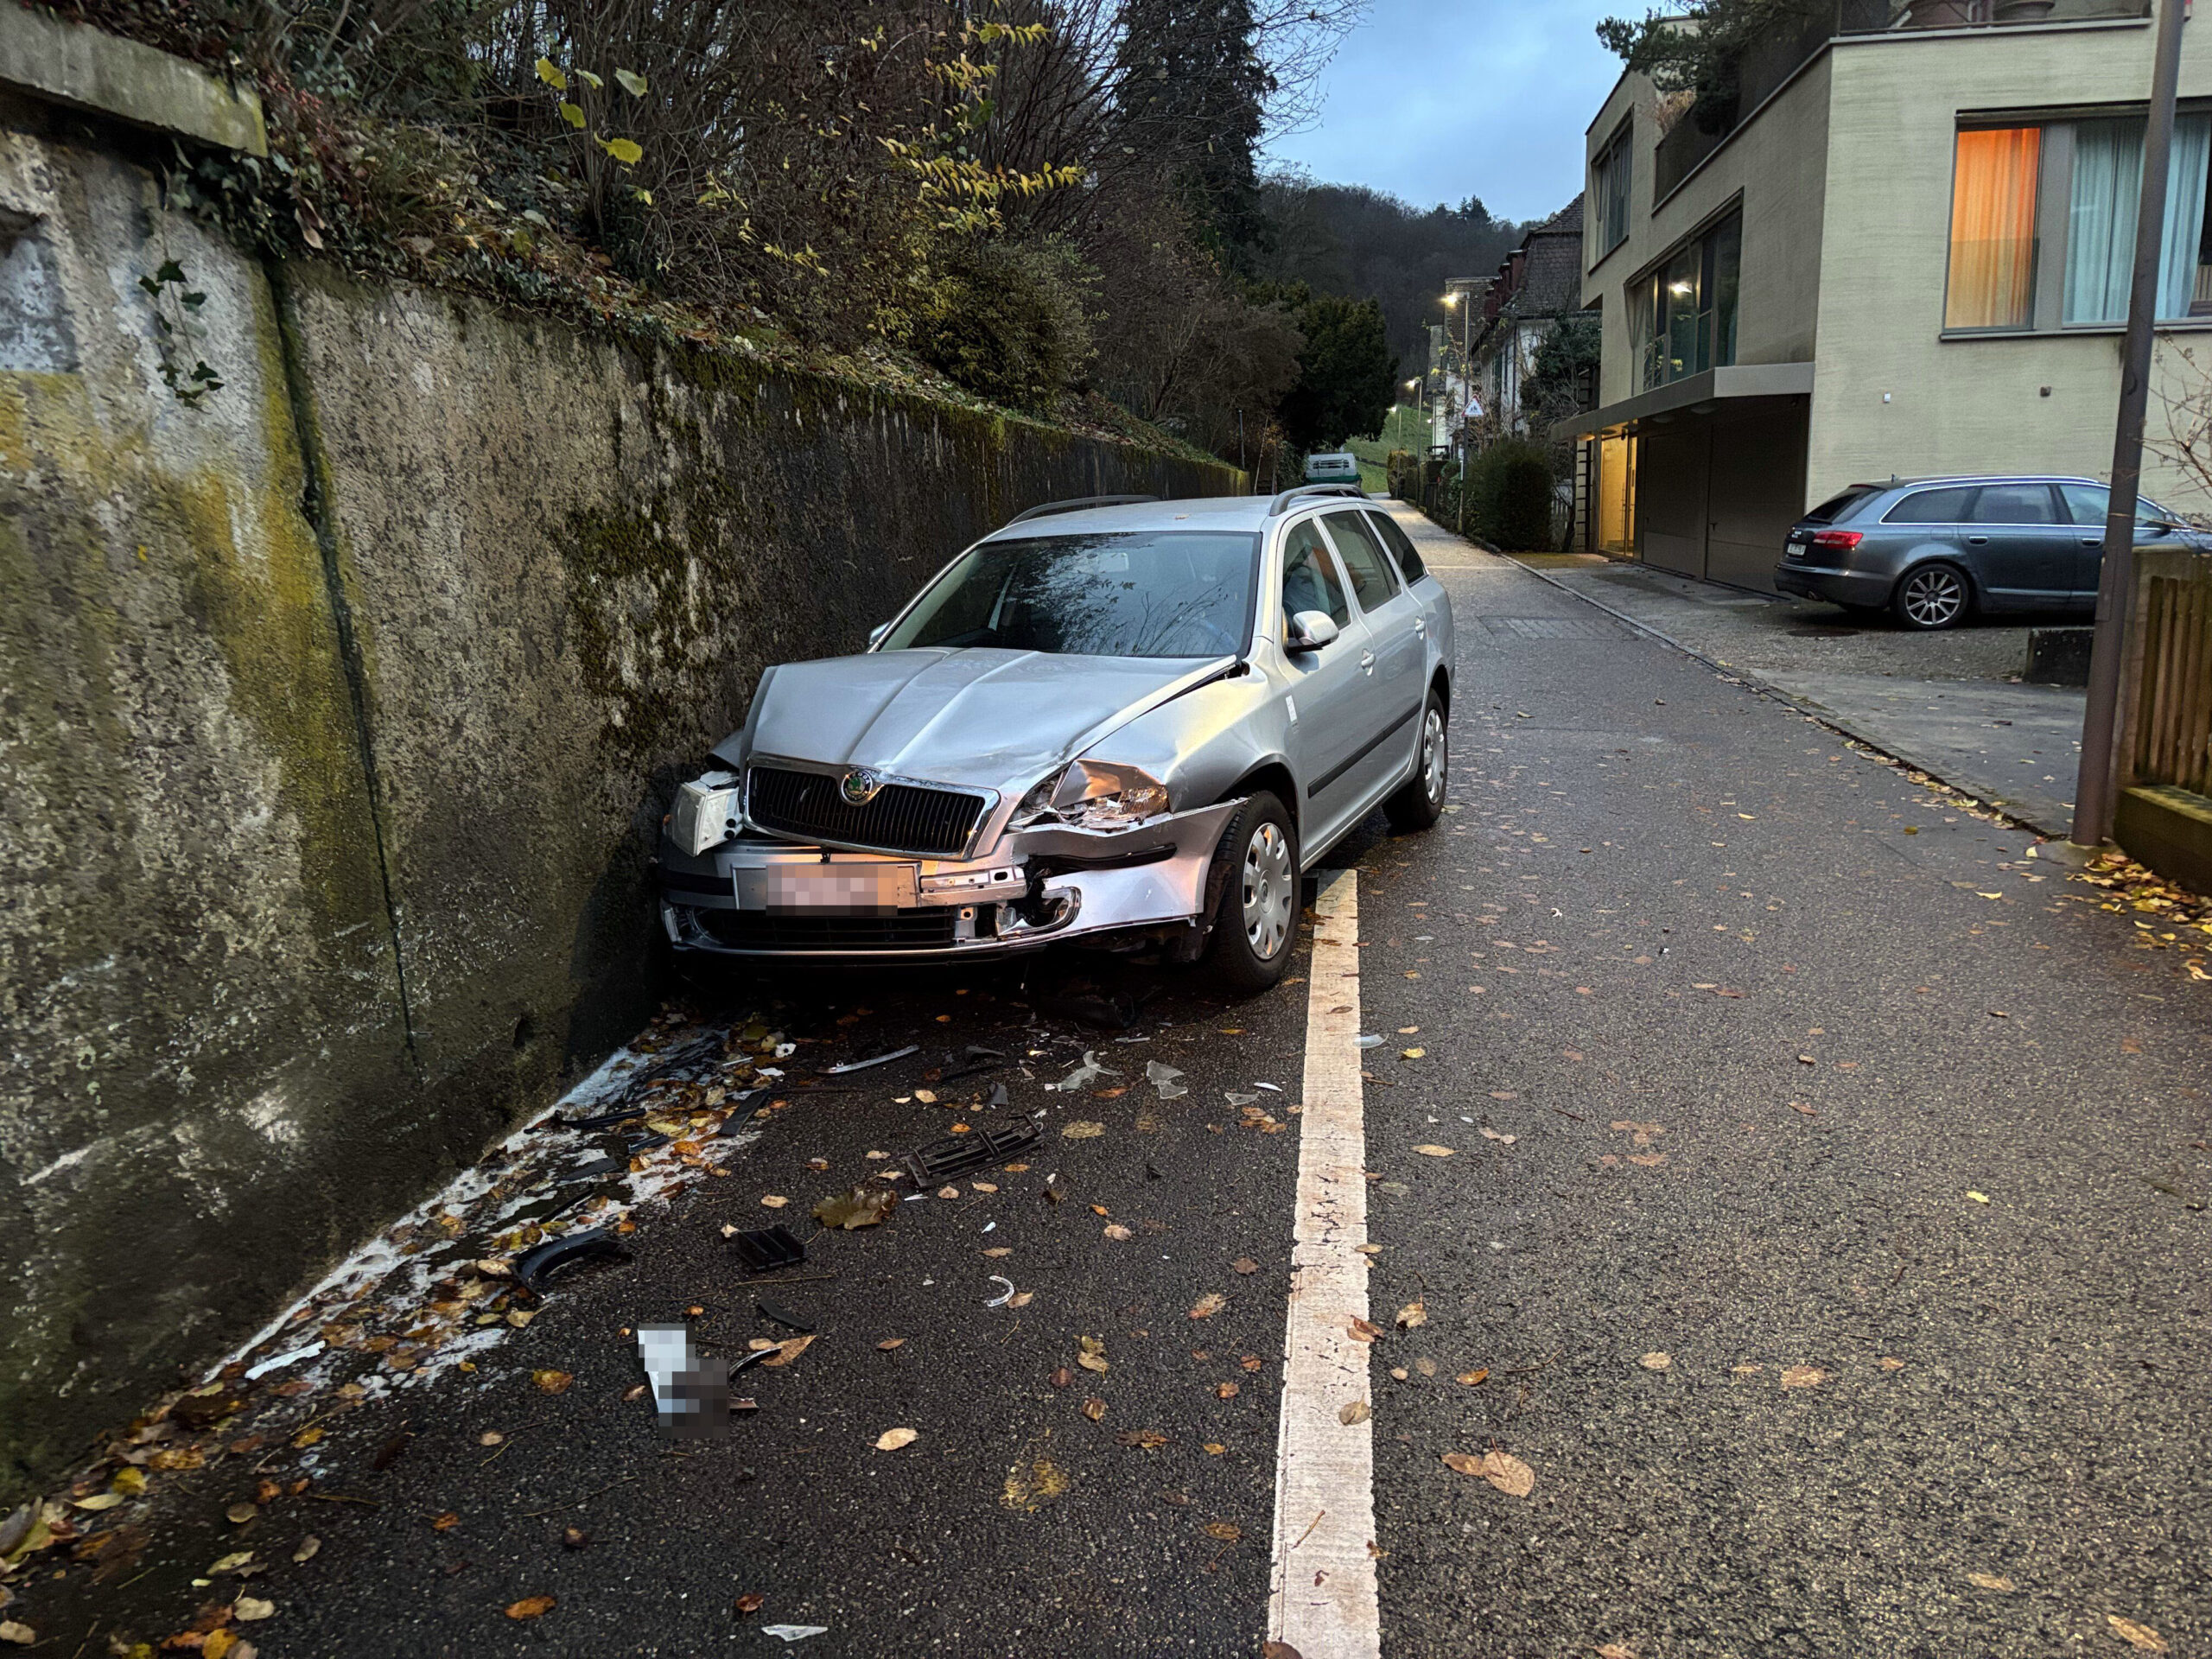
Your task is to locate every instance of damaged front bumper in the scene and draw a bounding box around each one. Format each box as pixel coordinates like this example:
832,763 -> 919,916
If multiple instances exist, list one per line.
657,799 -> 1242,961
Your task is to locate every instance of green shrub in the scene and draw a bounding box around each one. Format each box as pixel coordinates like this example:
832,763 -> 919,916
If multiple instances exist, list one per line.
1459,438 -> 1554,549
907,237 -> 1097,414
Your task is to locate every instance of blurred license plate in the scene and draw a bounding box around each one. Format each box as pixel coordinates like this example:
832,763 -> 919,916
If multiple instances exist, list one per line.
738,864 -> 918,913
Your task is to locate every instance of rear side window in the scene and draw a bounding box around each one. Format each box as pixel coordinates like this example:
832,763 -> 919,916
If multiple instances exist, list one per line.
1321,512 -> 1402,611
1969,483 -> 2058,524
1884,486 -> 1978,524
1281,520 -> 1351,628
1805,487 -> 1877,524
1365,510 -> 1427,582
2062,482 -> 2179,528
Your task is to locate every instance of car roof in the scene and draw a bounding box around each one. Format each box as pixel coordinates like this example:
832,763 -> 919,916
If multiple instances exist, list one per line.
1852,474 -> 2104,493
983,493 -> 1372,540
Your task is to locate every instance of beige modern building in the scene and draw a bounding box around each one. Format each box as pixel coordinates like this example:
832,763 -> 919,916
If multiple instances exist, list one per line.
1562,0 -> 2212,591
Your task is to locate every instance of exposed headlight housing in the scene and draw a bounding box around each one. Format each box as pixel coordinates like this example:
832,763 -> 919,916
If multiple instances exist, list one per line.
671,769 -> 742,855
1015,760 -> 1172,831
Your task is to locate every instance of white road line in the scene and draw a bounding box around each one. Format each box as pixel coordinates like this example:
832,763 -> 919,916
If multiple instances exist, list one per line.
1268,869 -> 1380,1659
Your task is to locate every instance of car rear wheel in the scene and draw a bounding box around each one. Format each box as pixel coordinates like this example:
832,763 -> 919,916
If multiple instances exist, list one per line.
1383,690 -> 1448,832
1894,562 -> 1971,631
1205,791 -> 1298,992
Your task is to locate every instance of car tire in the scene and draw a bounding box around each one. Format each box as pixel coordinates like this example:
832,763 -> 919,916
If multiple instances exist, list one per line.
1204,791 -> 1299,993
1893,562 -> 1973,631
1383,690 -> 1449,832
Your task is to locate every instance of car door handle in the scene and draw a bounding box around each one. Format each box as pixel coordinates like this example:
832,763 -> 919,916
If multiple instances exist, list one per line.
1965,535 -> 1989,544
2081,537 -> 2101,546
1359,652 -> 1376,674
1412,617 -> 1427,635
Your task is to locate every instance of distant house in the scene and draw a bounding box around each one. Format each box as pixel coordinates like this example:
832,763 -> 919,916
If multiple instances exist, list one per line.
1558,0 -> 2212,590
1467,197 -> 1588,442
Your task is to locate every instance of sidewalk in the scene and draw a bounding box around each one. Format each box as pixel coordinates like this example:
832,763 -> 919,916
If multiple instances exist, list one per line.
1522,556 -> 2088,836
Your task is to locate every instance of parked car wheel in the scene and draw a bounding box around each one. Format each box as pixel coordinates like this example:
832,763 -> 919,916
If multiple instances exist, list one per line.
1893,562 -> 1972,631
1383,691 -> 1449,832
1205,791 -> 1299,991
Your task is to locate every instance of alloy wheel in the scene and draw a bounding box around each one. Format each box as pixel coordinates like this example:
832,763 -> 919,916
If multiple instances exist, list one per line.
1901,566 -> 1966,628
1241,821 -> 1294,961
1420,707 -> 1448,805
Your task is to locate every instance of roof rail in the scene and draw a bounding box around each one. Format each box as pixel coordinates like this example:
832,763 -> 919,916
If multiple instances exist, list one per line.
1266,482 -> 1369,517
1007,493 -> 1160,525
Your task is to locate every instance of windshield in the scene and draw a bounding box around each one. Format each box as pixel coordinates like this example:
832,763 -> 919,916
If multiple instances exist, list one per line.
880,531 -> 1260,658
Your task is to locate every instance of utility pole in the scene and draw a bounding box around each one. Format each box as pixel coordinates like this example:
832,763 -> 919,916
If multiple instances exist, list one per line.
2071,0 -> 2187,853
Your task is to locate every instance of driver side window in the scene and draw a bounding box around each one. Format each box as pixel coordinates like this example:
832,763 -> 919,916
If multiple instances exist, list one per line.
1281,519 -> 1351,631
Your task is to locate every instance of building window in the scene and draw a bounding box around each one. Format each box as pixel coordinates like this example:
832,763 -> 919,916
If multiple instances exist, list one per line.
1630,213 -> 1740,390
1592,123 -> 1632,263
1945,127 -> 2041,329
2064,114 -> 2212,322
1942,111 -> 2212,333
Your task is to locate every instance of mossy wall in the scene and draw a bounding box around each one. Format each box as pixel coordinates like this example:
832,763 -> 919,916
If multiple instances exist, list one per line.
0,117 -> 1243,1495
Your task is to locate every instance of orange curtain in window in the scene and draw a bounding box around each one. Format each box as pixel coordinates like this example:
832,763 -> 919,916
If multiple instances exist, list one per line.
1946,127 -> 2042,329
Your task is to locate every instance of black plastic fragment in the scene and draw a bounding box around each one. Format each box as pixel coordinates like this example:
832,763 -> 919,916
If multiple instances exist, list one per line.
905,1122 -> 1041,1185
937,1045 -> 1010,1084
514,1227 -> 632,1292
755,1297 -> 815,1332
728,1224 -> 806,1274
988,1083 -> 1009,1109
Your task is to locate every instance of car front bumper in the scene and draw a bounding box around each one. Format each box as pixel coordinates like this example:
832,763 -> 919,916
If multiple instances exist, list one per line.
1773,559 -> 1892,607
658,799 -> 1243,961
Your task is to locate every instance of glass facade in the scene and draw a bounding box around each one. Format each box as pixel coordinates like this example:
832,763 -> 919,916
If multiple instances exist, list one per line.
1632,213 -> 1741,390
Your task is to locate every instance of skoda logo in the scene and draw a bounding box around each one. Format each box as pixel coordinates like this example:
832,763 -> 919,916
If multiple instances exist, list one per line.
839,767 -> 886,806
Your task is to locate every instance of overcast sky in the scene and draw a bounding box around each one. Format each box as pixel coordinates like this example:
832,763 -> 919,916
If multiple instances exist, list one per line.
1263,0 -> 1630,224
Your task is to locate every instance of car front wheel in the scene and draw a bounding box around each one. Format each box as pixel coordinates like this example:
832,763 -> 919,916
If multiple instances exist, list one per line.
1894,562 -> 1971,631
1205,791 -> 1299,992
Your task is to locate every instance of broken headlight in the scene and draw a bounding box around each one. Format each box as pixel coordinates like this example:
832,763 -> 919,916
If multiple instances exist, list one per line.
1016,760 -> 1171,831
670,770 -> 742,856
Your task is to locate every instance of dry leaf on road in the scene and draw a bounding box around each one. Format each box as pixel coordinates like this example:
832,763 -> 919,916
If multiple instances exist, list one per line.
1077,1336 -> 1109,1374
505,1595 -> 556,1620
1082,1397 -> 1107,1421
531,1370 -> 573,1395
1966,1573 -> 2015,1592
877,1338 -> 906,1351
1189,1293 -> 1226,1319
1117,1428 -> 1169,1448
1779,1365 -> 1825,1389
1478,1128 -> 1516,1143
2107,1617 -> 2169,1652
233,1598 -> 274,1622
874,1427 -> 918,1451
1215,1382 -> 1240,1399
1231,1257 -> 1260,1275
759,1194 -> 788,1208
430,1511 -> 460,1531
1479,1450 -> 1535,1497
1640,1352 -> 1671,1371
1338,1400 -> 1371,1425
1103,1224 -> 1134,1243
1413,1144 -> 1455,1158
1347,1317 -> 1385,1342
1395,1301 -> 1427,1329
1455,1368 -> 1490,1386
735,1592 -> 766,1613
1061,1121 -> 1106,1140
760,1336 -> 817,1369
1204,1522 -> 1241,1542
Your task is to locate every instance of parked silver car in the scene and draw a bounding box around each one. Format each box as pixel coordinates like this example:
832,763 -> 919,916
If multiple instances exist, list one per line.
656,486 -> 1453,987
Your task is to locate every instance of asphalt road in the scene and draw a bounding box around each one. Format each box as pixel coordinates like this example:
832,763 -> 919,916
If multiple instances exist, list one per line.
17,509 -> 2211,1658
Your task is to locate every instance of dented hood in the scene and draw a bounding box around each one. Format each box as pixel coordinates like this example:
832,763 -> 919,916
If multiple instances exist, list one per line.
730,648 -> 1230,791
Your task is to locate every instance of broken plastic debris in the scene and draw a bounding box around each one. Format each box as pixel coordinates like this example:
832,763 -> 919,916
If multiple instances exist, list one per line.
905,1122 -> 1040,1185
1144,1061 -> 1187,1099
1048,1051 -> 1122,1092
243,1341 -> 325,1382
1355,1034 -> 1385,1050
821,1045 -> 919,1076
515,1228 -> 632,1293
762,1625 -> 829,1643
754,1298 -> 814,1333
636,1324 -> 730,1439
728,1225 -> 806,1274
1224,1091 -> 1260,1109
984,1275 -> 1016,1308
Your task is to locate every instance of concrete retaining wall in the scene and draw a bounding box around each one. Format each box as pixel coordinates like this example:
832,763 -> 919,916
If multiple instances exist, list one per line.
0,105 -> 1240,1492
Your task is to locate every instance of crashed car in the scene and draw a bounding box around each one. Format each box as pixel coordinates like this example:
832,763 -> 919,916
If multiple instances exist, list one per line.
657,485 -> 1453,988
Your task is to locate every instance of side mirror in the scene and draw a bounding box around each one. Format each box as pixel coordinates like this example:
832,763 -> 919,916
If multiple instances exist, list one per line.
868,621 -> 892,649
1286,611 -> 1339,652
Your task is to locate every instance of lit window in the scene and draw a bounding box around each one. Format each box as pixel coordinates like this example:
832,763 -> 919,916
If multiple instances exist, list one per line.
1630,213 -> 1740,391
1945,127 -> 2041,330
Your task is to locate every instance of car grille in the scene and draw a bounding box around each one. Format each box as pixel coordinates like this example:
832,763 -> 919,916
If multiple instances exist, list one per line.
745,766 -> 988,857
696,906 -> 963,951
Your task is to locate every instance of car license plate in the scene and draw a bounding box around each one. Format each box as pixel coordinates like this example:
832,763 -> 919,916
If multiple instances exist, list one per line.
736,864 -> 918,913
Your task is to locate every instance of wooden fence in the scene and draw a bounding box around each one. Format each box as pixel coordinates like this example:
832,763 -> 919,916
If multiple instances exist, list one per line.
2126,549 -> 2212,796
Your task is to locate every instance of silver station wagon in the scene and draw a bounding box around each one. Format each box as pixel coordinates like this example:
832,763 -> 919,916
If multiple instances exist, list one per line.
656,486 -> 1453,988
